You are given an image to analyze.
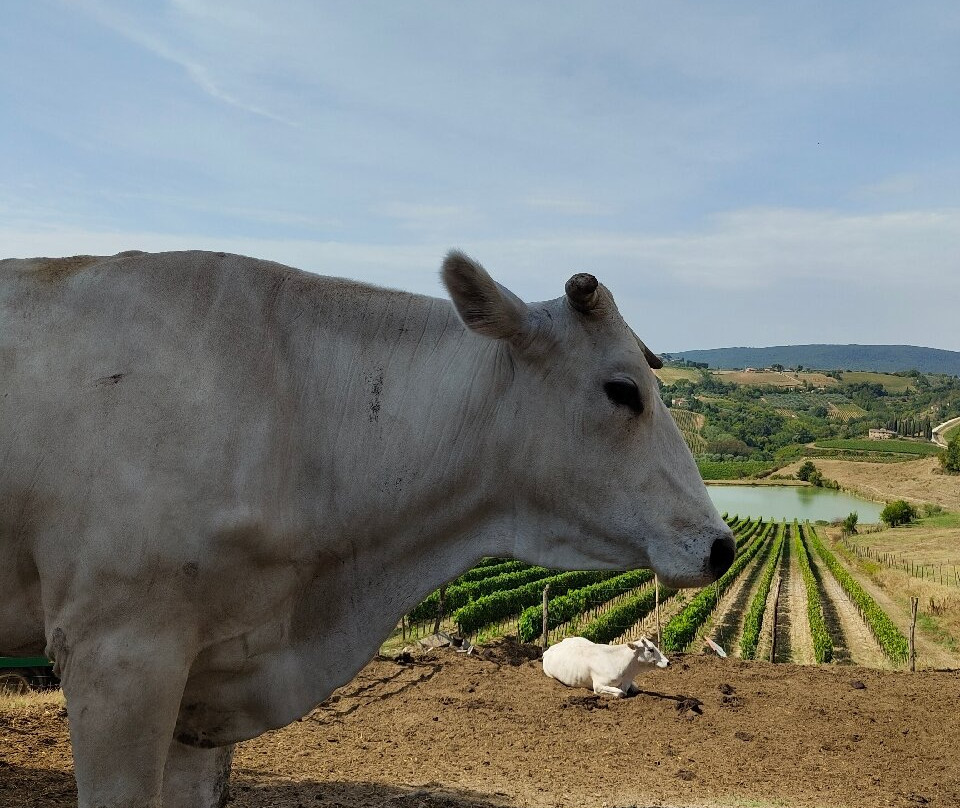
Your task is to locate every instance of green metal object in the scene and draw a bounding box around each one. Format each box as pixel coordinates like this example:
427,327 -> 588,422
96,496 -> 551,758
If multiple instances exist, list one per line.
0,656 -> 53,668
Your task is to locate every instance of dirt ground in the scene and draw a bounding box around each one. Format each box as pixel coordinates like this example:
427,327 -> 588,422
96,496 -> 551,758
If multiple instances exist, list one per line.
780,457 -> 960,511
3,642 -> 959,808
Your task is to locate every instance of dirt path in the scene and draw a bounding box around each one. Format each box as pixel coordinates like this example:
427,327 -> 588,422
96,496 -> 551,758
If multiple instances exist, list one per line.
775,529 -> 815,664
754,567 -> 783,662
5,646 -> 960,808
808,550 -> 889,669
705,542 -> 770,657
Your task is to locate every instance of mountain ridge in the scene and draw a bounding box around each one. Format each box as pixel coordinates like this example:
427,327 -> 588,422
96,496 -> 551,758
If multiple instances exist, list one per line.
666,344 -> 960,376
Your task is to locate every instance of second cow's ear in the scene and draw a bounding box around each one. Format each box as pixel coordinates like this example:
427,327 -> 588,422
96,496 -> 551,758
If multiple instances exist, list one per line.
442,251 -> 529,340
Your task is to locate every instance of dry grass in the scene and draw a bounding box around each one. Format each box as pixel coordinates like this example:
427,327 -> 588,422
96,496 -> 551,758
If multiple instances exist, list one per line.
653,366 -> 702,385
780,456 -> 960,510
0,687 -> 64,715
829,529 -> 960,661
847,522 -> 960,566
713,369 -> 839,388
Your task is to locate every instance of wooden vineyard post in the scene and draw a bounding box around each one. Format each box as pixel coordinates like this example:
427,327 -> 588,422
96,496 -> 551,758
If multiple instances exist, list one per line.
433,586 -> 447,636
655,575 -> 662,646
910,597 -> 919,672
770,575 -> 783,663
541,584 -> 550,651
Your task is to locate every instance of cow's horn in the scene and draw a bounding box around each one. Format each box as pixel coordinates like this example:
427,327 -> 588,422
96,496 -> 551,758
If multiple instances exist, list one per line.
565,273 -> 599,313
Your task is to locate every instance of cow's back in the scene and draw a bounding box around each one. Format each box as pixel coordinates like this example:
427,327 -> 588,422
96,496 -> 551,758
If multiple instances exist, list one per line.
541,637 -> 597,688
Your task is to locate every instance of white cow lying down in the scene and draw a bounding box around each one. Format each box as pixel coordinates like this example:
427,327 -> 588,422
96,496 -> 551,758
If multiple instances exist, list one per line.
542,636 -> 668,698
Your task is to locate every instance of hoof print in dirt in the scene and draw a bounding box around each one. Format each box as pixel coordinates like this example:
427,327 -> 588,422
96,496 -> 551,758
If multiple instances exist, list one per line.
566,695 -> 609,711
850,680 -> 867,690
721,694 -> 743,709
735,731 -> 754,742
676,768 -> 697,781
675,697 -> 703,717
719,682 -> 736,695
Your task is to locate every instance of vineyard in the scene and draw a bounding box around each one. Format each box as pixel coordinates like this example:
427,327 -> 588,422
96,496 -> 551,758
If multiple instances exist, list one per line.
813,438 -> 942,457
668,407 -> 707,454
397,514 -> 923,670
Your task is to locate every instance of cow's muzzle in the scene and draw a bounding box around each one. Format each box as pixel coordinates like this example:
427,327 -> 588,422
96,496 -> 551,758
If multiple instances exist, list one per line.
708,534 -> 736,579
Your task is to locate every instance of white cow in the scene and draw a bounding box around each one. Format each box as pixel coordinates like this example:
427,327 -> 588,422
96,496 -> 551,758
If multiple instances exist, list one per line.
542,636 -> 668,698
0,249 -> 733,807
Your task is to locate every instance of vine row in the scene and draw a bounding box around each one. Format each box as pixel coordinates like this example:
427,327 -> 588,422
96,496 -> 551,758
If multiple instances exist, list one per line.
452,569 -> 618,636
805,524 -> 909,664
661,520 -> 774,653
794,522 -> 833,663
516,569 -> 654,643
739,521 -> 787,660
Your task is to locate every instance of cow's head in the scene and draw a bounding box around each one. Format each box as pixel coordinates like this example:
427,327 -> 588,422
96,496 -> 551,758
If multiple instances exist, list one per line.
628,637 -> 669,668
442,250 -> 734,588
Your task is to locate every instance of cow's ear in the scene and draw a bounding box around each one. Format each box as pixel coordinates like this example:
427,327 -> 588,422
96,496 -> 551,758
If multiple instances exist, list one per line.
442,251 -> 528,340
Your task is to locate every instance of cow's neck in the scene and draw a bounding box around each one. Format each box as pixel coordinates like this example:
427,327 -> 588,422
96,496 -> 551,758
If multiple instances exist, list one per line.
283,282 -> 521,684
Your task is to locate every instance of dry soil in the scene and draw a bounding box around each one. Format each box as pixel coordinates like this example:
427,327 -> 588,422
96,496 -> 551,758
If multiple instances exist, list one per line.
3,642 -> 959,808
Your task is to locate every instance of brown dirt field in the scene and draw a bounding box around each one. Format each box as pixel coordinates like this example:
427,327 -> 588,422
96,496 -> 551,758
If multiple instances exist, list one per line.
4,644 -> 959,808
779,457 -> 960,511
714,370 -> 839,389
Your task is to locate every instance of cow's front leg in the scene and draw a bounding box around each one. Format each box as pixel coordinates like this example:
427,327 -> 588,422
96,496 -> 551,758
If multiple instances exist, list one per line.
162,740 -> 234,808
593,683 -> 629,698
56,628 -> 191,808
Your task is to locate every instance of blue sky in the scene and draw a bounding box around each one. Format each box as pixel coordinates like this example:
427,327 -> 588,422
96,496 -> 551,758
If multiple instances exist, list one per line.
3,1 -> 959,352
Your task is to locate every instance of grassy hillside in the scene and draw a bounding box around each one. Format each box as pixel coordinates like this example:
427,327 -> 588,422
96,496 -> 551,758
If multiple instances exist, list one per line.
656,358 -> 960,480
669,344 -> 960,376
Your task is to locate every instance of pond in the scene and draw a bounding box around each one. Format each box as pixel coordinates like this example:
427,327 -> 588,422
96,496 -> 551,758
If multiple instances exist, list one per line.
706,484 -> 884,524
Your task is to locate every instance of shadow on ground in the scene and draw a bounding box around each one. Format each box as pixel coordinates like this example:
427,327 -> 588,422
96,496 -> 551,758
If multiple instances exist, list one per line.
232,775 -> 516,807
0,765 -> 518,808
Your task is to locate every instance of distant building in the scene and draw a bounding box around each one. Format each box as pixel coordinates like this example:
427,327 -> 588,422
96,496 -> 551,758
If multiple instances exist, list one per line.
672,397 -> 689,409
868,428 -> 897,440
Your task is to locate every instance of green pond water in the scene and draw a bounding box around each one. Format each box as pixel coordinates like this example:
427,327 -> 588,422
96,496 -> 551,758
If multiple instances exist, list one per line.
706,484 -> 884,523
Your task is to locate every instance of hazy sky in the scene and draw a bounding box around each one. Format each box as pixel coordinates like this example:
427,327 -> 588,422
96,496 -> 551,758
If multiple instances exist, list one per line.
3,1 -> 959,351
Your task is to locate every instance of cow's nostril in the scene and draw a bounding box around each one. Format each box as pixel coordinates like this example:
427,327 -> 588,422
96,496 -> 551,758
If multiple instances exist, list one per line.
709,535 -> 736,579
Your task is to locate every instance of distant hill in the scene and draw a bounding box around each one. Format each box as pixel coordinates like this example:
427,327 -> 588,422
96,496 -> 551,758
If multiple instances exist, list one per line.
666,344 -> 960,376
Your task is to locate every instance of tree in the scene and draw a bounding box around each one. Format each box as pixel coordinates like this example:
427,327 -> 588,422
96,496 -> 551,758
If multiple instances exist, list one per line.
796,460 -> 818,482
881,500 -> 916,528
841,512 -> 859,536
940,434 -> 960,474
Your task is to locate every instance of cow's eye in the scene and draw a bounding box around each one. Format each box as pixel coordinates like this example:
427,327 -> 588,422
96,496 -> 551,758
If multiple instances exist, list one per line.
604,378 -> 642,414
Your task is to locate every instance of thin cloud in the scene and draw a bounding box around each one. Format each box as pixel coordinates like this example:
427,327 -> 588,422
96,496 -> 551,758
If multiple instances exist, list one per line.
70,0 -> 296,125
